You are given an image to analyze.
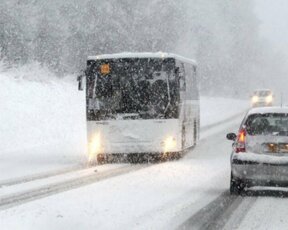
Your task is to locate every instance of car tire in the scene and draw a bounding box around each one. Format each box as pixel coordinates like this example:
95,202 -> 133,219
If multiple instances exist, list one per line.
230,172 -> 244,195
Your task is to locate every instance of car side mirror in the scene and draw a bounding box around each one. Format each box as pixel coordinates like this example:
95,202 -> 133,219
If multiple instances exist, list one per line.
226,133 -> 237,141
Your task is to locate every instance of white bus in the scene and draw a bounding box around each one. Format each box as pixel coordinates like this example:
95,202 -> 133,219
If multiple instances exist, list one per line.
78,52 -> 200,163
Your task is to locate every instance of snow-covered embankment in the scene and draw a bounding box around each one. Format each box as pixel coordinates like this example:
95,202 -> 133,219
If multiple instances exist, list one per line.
0,64 -> 86,180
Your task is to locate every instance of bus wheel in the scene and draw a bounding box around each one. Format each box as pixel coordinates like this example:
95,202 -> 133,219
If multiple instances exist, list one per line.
168,152 -> 182,160
97,154 -> 106,165
174,151 -> 182,160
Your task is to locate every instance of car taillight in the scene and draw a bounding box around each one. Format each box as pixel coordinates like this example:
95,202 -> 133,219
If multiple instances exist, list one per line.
235,128 -> 246,153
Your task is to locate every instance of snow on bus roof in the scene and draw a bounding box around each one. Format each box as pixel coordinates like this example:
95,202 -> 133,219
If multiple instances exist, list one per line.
87,52 -> 197,65
248,106 -> 288,115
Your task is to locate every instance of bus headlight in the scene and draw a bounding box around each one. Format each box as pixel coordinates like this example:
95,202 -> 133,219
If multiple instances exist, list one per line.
162,136 -> 177,152
251,96 -> 258,104
88,133 -> 101,160
266,95 -> 273,103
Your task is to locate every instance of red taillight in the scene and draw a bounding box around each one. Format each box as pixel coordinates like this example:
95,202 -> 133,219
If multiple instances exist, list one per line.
235,128 -> 246,153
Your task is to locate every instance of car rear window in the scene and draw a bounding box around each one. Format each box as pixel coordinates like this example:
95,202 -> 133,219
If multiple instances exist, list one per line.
245,113 -> 288,136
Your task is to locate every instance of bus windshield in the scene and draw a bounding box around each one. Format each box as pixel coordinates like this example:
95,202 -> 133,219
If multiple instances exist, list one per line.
86,58 -> 179,120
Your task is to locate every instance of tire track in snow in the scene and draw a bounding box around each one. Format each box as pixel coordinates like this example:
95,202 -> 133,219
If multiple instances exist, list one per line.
0,164 -> 148,211
178,191 -> 257,230
222,196 -> 258,230
0,165 -> 84,188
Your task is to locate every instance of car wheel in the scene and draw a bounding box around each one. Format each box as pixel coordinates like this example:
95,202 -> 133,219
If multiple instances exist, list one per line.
230,172 -> 245,195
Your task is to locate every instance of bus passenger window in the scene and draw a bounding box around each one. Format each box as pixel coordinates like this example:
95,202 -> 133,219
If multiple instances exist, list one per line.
180,77 -> 185,91
178,68 -> 186,91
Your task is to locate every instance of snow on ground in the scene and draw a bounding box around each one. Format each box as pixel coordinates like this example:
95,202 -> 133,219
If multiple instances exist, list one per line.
200,96 -> 248,128
0,64 -> 87,181
236,198 -> 288,230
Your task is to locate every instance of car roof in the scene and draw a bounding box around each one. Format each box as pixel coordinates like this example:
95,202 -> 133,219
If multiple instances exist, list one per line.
247,107 -> 288,115
87,52 -> 197,65
253,89 -> 272,92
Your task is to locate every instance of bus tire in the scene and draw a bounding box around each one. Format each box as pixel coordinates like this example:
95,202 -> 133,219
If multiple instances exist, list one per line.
171,151 -> 182,160
97,154 -> 106,165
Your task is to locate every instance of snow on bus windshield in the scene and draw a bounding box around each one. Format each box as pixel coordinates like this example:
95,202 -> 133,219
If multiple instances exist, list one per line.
86,58 -> 179,120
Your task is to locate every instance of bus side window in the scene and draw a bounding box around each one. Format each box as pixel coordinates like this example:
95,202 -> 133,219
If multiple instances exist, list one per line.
177,64 -> 186,91
192,66 -> 199,100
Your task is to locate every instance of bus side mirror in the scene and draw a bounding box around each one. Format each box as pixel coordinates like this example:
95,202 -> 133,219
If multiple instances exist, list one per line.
77,75 -> 84,91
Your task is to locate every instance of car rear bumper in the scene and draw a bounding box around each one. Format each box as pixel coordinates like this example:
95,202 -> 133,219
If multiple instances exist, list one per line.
232,158 -> 288,184
251,102 -> 272,107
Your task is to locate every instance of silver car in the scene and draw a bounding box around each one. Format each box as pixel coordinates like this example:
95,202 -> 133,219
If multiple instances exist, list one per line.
227,107 -> 288,195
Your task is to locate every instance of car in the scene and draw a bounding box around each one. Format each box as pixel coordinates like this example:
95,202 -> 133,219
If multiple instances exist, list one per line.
251,89 -> 274,107
226,107 -> 288,195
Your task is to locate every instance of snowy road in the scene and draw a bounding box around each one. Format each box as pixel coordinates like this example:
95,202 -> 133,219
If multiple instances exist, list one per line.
179,191 -> 257,230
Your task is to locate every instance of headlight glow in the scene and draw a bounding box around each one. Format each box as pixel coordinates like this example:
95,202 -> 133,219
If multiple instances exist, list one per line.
88,133 -> 101,161
163,136 -> 177,153
266,95 -> 273,103
252,96 -> 258,103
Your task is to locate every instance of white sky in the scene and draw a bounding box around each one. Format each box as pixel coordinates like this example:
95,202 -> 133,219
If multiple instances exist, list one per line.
255,0 -> 288,51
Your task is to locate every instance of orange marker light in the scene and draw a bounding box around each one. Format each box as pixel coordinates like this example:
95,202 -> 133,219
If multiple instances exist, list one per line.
238,130 -> 246,142
100,64 -> 110,75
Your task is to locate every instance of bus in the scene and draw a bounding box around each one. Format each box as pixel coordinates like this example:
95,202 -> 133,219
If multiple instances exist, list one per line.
78,52 -> 200,163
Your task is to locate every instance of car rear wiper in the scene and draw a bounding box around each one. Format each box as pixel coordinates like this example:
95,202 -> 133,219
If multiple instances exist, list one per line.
272,131 -> 288,136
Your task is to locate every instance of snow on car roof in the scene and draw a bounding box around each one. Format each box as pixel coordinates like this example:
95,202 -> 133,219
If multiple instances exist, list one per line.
87,52 -> 197,65
247,106 -> 288,115
253,89 -> 272,92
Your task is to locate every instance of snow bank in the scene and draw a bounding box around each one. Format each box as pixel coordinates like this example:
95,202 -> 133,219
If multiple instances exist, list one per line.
0,64 -> 87,180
